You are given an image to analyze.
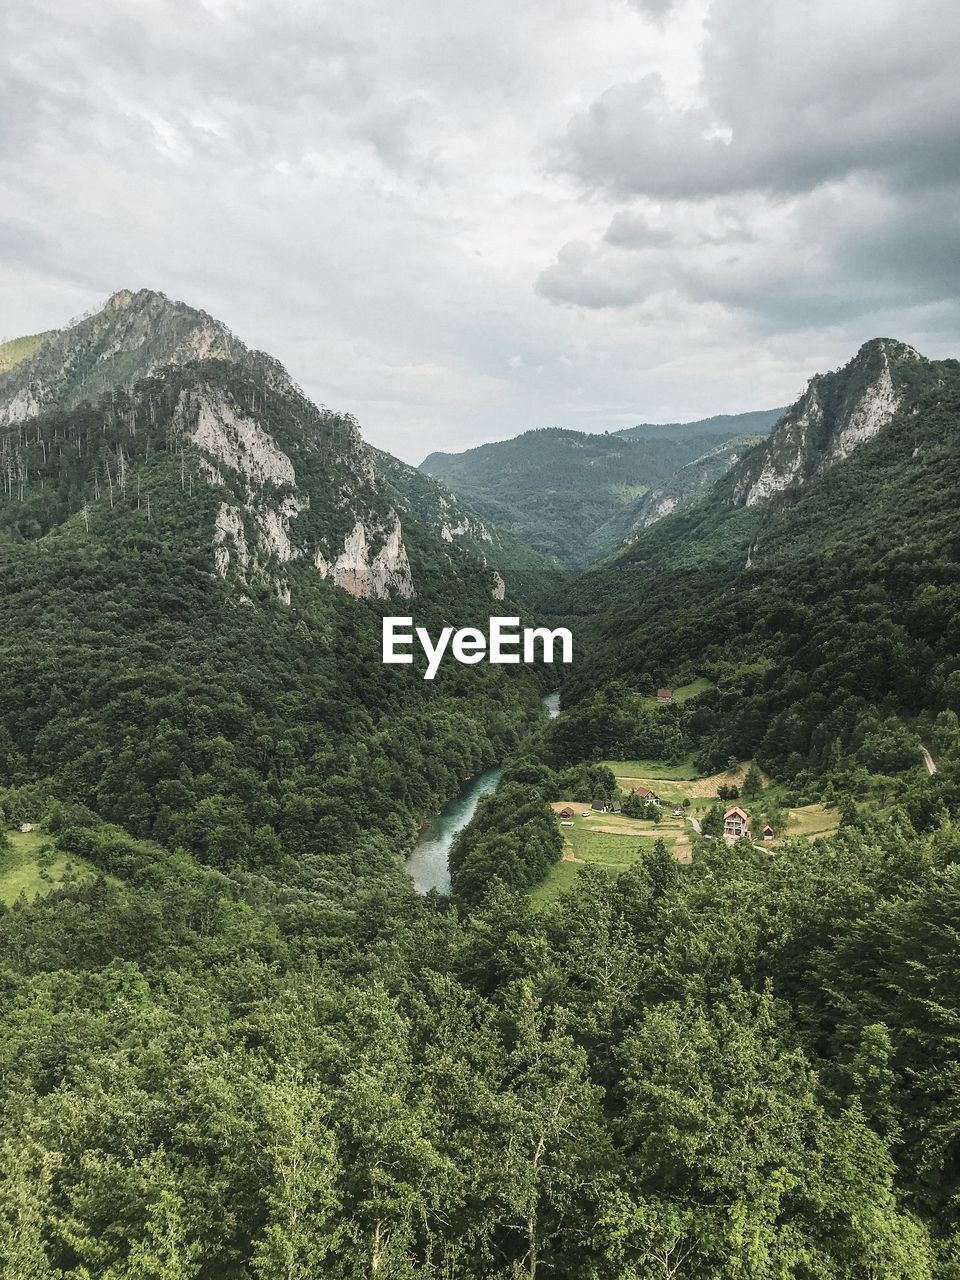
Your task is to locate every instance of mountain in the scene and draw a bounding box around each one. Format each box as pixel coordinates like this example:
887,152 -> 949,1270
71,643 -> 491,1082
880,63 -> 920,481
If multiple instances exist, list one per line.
722,339 -> 930,509
369,445 -> 548,584
420,409 -> 781,570
615,407 -> 785,445
624,433 -> 765,533
0,288 -> 547,869
0,289 -> 541,604
561,337 -> 960,787
6,302 -> 960,1279
0,288 -> 287,425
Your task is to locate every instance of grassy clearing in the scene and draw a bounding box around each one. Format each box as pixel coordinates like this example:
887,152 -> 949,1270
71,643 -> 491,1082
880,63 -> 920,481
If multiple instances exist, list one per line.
781,804 -> 840,841
599,756 -> 699,781
534,801 -> 691,904
0,829 -> 94,906
632,678 -> 715,709
609,759 -> 766,803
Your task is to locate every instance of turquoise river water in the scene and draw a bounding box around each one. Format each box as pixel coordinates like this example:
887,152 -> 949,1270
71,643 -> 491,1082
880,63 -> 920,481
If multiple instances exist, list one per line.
406,691 -> 560,894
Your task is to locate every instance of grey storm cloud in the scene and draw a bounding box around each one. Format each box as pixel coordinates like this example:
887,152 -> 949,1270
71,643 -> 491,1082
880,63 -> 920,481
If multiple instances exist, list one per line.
557,0 -> 960,200
538,178 -> 960,331
0,0 -> 426,176
538,0 -> 960,335
627,0 -> 676,22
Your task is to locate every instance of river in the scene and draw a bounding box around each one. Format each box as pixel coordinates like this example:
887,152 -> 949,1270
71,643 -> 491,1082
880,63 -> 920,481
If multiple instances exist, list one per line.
406,691 -> 560,894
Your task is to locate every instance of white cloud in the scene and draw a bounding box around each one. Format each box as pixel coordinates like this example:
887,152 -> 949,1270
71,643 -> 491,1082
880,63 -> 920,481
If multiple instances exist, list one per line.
1,0 -> 958,462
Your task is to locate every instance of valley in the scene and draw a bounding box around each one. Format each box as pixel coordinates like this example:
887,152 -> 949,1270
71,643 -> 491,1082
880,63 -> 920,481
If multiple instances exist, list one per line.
2,295 -> 960,1277
420,408 -> 783,570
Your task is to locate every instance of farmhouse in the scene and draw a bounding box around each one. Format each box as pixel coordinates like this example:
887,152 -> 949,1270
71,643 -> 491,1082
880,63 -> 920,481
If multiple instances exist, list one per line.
723,806 -> 750,839
657,688 -> 673,703
635,787 -> 660,806
592,799 -> 621,814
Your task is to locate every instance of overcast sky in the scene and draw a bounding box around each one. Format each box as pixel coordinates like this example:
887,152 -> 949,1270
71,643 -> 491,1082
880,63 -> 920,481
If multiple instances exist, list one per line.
2,0 -> 959,462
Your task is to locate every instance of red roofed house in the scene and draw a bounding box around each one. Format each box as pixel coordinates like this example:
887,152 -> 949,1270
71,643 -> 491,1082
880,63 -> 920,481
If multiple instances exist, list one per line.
657,688 -> 673,703
723,806 -> 750,839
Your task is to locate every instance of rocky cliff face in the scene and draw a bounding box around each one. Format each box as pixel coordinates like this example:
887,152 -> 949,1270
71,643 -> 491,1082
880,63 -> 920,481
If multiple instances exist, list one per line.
726,339 -> 927,509
370,444 -> 548,584
0,290 -> 426,603
627,434 -> 764,534
314,517 -> 414,599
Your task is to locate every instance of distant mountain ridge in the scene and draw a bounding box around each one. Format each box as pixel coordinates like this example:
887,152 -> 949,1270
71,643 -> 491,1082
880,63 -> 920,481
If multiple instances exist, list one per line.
563,337 -> 959,724
608,338 -> 945,578
615,407 -> 785,444
421,409 -> 783,570
625,433 -> 766,533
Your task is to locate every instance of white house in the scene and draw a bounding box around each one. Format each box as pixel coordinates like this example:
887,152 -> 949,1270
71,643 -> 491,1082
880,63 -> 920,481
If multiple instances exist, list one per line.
723,807 -> 749,839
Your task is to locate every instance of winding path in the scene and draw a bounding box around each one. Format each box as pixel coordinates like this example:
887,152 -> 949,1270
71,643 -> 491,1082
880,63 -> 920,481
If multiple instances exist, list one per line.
920,744 -> 938,776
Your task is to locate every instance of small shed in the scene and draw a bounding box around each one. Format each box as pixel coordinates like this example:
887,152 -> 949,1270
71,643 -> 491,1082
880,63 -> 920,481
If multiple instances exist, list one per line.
763,824 -> 775,840
559,806 -> 575,819
19,822 -> 33,834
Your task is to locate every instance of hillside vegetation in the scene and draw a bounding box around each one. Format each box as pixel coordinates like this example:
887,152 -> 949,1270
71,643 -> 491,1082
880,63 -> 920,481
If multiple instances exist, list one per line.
559,343 -> 960,820
421,408 -> 780,569
4,301 -> 960,1277
0,331 -> 55,374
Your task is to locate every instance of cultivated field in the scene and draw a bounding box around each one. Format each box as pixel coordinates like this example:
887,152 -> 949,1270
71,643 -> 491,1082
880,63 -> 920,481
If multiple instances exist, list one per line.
534,761 -> 839,903
534,799 -> 693,904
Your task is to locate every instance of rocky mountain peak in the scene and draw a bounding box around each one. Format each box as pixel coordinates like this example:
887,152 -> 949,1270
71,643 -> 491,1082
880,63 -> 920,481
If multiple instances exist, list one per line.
103,287 -> 137,311
727,337 -> 932,509
0,288 -> 299,427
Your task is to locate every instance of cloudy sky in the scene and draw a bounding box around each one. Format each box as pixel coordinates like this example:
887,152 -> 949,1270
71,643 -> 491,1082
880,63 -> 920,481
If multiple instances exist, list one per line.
2,0 -> 959,461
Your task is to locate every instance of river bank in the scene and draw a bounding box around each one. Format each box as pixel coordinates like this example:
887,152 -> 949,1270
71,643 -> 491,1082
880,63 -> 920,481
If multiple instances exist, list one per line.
406,690 -> 560,894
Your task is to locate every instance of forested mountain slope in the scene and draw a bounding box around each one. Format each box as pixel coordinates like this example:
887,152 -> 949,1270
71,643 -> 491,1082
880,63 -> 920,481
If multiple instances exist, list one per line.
5,301 -> 960,1277
615,405 -> 784,444
369,445 -> 548,581
0,330 -> 55,374
0,291 -> 546,872
625,432 -> 765,532
420,408 -> 780,569
563,339 -> 960,797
